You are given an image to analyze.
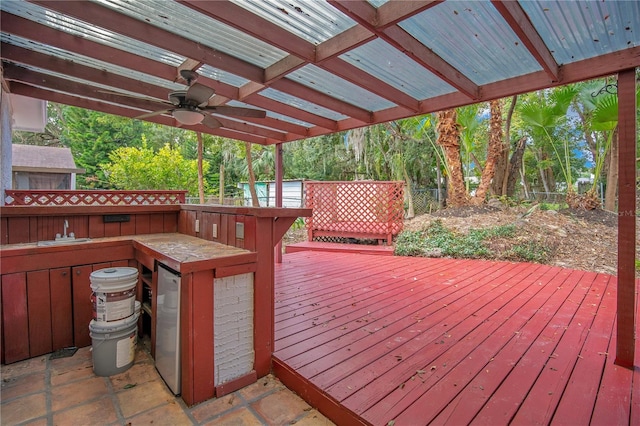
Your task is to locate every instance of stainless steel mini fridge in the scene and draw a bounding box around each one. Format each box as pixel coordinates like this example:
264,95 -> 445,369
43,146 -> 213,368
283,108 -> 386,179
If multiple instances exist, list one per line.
156,263 -> 181,395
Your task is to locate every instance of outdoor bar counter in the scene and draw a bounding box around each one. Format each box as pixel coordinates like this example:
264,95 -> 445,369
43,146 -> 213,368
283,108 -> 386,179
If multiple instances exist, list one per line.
0,204 -> 310,405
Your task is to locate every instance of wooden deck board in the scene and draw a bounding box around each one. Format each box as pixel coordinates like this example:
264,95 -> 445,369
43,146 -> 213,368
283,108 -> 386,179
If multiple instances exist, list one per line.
274,252 -> 640,426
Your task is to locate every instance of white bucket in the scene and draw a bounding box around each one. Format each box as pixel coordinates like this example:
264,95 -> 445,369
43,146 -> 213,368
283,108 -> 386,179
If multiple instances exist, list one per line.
90,267 -> 138,323
89,313 -> 139,376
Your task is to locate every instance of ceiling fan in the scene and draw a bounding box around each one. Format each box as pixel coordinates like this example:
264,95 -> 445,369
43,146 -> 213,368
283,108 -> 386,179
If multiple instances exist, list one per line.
134,70 -> 266,128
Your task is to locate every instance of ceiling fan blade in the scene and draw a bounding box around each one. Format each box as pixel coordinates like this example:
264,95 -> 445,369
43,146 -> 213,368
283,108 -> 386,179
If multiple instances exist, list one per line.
134,109 -> 173,120
202,115 -> 223,129
186,83 -> 215,106
202,105 -> 266,118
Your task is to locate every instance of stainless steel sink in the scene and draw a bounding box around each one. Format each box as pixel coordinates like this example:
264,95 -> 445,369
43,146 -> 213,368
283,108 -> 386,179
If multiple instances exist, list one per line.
37,238 -> 91,247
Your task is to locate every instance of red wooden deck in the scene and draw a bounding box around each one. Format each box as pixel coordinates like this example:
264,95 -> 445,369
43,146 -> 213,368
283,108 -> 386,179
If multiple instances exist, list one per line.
273,251 -> 640,426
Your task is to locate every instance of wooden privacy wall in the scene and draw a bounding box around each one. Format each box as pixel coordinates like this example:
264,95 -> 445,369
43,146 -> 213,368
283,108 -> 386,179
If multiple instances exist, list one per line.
4,190 -> 186,206
0,207 -> 179,245
304,181 -> 405,245
179,210 -> 256,251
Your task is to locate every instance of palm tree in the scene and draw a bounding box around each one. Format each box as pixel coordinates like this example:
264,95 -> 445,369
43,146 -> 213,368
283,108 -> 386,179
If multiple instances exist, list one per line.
518,86 -> 579,206
472,99 -> 504,205
436,109 -> 468,207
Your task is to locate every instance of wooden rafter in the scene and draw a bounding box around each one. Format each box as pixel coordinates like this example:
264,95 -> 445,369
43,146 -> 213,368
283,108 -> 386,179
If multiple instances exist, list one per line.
491,0 -> 560,82
330,0 -> 480,100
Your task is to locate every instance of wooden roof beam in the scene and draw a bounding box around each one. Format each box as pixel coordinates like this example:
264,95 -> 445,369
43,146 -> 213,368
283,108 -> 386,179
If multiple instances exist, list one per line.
30,0 -> 265,83
180,0 -> 418,113
9,82 -> 269,144
491,0 -> 559,82
1,11 -> 240,100
1,43 -> 170,101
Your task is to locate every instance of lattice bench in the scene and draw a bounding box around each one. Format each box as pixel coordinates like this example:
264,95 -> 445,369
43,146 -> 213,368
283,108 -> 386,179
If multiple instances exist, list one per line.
304,181 -> 404,246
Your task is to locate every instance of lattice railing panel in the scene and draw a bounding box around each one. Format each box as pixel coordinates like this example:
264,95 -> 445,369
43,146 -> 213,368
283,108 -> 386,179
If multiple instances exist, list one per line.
304,181 -> 404,243
4,190 -> 187,206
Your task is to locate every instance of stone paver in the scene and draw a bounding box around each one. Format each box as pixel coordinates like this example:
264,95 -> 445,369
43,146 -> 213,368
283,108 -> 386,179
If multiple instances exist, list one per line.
0,347 -> 336,426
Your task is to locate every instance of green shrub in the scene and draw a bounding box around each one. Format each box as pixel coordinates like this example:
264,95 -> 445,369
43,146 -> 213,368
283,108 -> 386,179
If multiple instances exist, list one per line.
504,241 -> 552,263
395,220 -> 516,259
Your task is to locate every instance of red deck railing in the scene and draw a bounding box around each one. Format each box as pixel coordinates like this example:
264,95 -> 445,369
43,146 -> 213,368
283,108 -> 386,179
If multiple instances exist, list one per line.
4,190 -> 187,206
304,181 -> 404,245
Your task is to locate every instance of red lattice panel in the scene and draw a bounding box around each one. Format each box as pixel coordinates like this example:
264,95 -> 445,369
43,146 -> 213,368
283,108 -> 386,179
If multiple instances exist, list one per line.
304,181 -> 404,245
4,190 -> 187,206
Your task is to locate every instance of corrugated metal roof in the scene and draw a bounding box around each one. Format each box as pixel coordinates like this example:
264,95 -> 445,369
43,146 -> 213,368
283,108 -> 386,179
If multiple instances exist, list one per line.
287,64 -> 396,111
400,0 -> 542,85
233,0 -> 356,45
520,0 -> 640,65
339,38 -> 456,100
0,1 -> 186,67
260,88 -> 348,121
1,0 -> 637,144
1,33 -> 183,94
197,65 -> 250,88
94,0 -> 288,68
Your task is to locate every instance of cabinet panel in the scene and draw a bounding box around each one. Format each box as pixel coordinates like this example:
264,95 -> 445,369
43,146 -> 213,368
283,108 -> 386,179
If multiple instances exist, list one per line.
26,270 -> 53,357
50,267 -> 73,350
1,273 -> 29,363
72,265 -> 93,348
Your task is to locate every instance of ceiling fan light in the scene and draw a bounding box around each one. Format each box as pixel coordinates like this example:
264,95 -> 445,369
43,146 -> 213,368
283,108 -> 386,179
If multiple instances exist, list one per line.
173,109 -> 204,125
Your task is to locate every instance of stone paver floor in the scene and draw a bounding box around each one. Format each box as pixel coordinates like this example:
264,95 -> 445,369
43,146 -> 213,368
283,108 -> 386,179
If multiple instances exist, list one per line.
1,346 -> 335,425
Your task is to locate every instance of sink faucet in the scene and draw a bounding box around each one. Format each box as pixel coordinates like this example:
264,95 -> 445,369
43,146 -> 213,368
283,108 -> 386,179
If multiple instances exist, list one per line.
63,220 -> 69,238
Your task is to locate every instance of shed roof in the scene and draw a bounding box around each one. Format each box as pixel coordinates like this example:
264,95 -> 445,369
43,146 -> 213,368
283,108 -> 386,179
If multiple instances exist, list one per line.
11,144 -> 84,173
1,0 -> 638,145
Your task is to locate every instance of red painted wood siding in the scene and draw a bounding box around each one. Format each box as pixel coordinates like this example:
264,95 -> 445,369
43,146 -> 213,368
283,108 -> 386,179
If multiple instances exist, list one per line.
2,212 -> 179,244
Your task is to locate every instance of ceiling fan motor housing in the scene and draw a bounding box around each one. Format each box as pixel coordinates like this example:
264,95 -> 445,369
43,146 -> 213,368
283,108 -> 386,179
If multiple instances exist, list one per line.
168,90 -> 188,106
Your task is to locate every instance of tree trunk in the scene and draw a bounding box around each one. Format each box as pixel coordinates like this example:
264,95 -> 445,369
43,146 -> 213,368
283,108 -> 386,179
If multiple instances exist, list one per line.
436,109 -> 468,207
403,167 -> 415,219
604,128 -> 618,211
506,137 -> 527,197
491,95 -> 517,196
245,142 -> 260,207
196,132 -> 205,204
473,99 -> 503,205
436,155 -> 444,207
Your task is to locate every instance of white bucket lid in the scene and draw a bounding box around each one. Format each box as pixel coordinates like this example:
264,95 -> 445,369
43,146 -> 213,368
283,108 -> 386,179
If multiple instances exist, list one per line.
90,267 -> 138,284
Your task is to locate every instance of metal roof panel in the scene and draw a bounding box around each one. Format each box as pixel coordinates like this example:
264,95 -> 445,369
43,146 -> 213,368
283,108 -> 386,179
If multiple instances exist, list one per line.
2,34 -> 183,93
287,64 -> 396,111
520,0 -> 640,65
1,1 -> 187,67
399,0 -> 542,85
94,0 -> 288,68
339,38 -> 457,100
261,88 -> 349,121
232,0 -> 356,45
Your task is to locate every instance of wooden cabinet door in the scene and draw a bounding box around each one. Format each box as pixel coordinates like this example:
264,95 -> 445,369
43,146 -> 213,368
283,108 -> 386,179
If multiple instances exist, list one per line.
1,272 -> 29,363
50,267 -> 73,350
72,265 -> 92,348
26,270 -> 53,357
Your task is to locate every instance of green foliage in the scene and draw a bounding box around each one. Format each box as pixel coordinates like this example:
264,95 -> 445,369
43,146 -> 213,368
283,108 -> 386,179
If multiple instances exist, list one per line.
102,142 -> 208,194
504,242 -> 552,263
395,220 -> 516,259
539,202 -> 561,211
61,107 -> 148,188
395,220 -> 553,264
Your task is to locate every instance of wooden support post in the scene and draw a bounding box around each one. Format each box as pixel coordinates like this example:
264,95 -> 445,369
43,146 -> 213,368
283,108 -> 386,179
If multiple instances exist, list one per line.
275,143 -> 283,263
615,68 -> 637,368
